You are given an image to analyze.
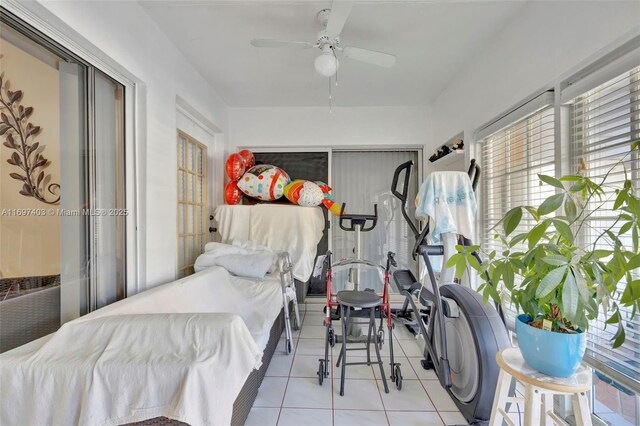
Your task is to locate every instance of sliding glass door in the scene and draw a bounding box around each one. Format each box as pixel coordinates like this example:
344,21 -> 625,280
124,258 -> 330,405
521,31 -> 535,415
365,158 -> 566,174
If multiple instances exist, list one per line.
331,150 -> 420,292
0,14 -> 126,352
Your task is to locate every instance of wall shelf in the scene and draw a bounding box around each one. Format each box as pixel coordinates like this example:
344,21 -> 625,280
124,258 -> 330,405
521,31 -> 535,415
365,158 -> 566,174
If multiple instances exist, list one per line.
429,150 -> 465,168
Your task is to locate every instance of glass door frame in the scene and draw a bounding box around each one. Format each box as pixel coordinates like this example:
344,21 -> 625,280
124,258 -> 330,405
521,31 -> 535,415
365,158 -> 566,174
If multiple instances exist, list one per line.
1,2 -> 142,298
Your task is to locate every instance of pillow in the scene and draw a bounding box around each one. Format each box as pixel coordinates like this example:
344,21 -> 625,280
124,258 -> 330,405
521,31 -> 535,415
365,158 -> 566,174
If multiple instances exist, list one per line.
194,242 -> 277,278
237,164 -> 290,201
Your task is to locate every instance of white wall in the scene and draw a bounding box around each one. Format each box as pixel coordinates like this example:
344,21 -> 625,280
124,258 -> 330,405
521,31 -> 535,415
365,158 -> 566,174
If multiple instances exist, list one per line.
38,0 -> 230,289
229,106 -> 432,151
431,0 -> 640,150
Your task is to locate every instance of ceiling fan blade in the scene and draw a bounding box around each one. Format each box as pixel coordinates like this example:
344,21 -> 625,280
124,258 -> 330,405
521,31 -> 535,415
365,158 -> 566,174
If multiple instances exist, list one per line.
341,46 -> 396,68
325,1 -> 353,39
251,38 -> 314,49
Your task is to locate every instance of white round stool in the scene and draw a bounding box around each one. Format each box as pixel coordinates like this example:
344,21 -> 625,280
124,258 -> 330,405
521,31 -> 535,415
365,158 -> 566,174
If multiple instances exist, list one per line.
490,348 -> 592,426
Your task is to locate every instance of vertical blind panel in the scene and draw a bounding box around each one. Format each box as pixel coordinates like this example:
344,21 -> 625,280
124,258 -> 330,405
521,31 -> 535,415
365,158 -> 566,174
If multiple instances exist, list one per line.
481,106 -> 556,330
570,65 -> 640,383
331,150 -> 419,293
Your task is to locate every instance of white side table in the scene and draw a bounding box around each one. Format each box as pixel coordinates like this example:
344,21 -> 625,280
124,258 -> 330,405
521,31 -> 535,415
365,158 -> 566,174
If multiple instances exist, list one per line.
490,348 -> 592,426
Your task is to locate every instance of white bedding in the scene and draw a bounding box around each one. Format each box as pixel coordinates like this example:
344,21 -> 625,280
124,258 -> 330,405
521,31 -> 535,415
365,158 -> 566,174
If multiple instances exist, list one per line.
215,204 -> 325,282
76,266 -> 284,351
0,267 -> 284,426
194,242 -> 276,278
0,313 -> 260,426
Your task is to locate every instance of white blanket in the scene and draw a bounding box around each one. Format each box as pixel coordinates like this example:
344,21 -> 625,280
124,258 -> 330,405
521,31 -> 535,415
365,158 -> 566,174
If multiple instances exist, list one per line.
0,267 -> 285,426
0,313 -> 260,426
215,204 -> 325,281
215,205 -> 251,242
77,266 -> 283,351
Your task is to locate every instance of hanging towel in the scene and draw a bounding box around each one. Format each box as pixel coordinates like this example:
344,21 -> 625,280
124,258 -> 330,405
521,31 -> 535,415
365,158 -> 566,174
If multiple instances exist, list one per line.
414,171 -> 476,243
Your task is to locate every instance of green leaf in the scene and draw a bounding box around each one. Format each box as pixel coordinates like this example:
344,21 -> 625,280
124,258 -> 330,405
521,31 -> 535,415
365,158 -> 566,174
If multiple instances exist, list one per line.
619,222 -> 633,235
528,220 -> 550,249
613,190 -> 626,210
542,255 -> 568,266
524,206 -> 541,221
560,175 -> 582,182
562,270 -> 579,323
632,140 -> 640,151
536,265 -> 568,298
455,256 -> 467,279
509,233 -> 528,248
538,174 -> 564,189
627,254 -> 640,270
569,182 -> 586,193
620,280 -> 640,305
538,193 -> 565,216
574,269 -> 591,304
503,263 -> 515,290
611,323 -> 626,349
446,253 -> 463,269
552,219 -> 574,243
605,307 -> 620,325
465,252 -> 481,271
593,250 -> 612,259
503,207 -> 523,236
564,196 -> 578,221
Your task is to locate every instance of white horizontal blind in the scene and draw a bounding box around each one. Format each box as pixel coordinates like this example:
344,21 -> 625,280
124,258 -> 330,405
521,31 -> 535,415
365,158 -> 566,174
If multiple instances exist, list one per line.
481,106 -> 556,328
569,65 -> 640,386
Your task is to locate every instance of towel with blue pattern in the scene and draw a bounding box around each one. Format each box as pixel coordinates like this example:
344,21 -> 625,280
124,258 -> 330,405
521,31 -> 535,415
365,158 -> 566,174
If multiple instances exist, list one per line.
415,171 -> 476,243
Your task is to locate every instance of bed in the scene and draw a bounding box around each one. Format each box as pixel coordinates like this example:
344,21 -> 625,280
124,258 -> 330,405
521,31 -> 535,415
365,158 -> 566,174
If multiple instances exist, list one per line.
0,267 -> 286,426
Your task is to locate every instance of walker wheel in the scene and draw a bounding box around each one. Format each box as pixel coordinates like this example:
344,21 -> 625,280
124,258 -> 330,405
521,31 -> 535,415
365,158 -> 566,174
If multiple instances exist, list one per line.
318,359 -> 325,385
286,340 -> 292,355
377,329 -> 384,349
328,326 -> 336,348
394,365 -> 402,390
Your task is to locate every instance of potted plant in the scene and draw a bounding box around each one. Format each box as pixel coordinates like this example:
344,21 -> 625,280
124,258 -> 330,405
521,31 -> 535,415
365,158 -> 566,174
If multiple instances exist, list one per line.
448,140 -> 640,377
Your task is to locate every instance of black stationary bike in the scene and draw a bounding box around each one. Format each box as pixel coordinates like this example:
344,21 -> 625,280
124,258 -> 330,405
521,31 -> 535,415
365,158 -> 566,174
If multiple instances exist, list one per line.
389,160 -> 511,425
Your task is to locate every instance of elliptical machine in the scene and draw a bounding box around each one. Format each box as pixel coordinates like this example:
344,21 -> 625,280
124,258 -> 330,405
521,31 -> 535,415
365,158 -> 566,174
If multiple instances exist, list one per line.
389,160 -> 511,425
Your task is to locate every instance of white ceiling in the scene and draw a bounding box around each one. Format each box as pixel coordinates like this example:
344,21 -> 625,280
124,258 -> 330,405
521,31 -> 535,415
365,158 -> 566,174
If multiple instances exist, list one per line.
140,1 -> 526,107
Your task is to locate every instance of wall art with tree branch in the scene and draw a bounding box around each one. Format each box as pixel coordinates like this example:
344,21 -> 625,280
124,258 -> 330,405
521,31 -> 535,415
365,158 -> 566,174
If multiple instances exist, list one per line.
0,71 -> 60,205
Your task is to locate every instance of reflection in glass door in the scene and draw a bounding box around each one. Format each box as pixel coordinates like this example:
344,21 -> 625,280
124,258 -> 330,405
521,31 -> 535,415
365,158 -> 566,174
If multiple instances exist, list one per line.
177,131 -> 207,278
0,15 -> 126,352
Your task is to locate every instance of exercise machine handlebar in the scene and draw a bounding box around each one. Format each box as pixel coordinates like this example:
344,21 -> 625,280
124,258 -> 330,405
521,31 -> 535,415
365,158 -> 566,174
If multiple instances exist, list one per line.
339,203 -> 378,232
391,160 -> 419,237
467,159 -> 481,191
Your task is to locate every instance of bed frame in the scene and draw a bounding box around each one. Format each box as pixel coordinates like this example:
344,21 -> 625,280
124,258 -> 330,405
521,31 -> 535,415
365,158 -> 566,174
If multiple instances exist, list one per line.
123,309 -> 285,426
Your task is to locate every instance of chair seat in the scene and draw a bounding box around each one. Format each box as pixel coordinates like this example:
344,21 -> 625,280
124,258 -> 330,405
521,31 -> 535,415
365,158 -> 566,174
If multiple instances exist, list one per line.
337,290 -> 381,308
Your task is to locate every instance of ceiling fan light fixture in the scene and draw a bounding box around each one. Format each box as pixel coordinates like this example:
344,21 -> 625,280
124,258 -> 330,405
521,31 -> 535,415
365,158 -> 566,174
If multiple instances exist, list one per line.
314,50 -> 338,77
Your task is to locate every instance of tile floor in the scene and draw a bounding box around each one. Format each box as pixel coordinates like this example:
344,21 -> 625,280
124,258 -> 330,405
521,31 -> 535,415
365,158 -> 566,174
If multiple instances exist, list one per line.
245,301 -> 472,426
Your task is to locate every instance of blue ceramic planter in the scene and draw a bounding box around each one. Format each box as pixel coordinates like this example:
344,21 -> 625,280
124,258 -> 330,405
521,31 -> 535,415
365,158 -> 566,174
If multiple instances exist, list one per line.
516,314 -> 586,378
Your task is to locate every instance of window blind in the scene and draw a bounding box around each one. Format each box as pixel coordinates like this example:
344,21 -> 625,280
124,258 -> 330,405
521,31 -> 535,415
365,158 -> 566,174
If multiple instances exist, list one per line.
569,65 -> 640,387
480,106 -> 556,329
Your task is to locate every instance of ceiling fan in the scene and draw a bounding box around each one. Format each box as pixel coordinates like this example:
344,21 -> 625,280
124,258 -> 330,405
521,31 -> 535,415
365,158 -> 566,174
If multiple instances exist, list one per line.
250,1 -> 396,78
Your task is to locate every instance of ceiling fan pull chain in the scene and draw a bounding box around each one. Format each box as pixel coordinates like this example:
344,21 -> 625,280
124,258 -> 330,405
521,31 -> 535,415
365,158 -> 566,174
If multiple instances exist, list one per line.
332,46 -> 339,87
328,77 -> 332,113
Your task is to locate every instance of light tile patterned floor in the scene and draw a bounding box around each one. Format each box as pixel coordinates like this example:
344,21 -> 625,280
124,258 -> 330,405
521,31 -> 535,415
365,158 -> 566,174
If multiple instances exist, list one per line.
245,301 -> 471,426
